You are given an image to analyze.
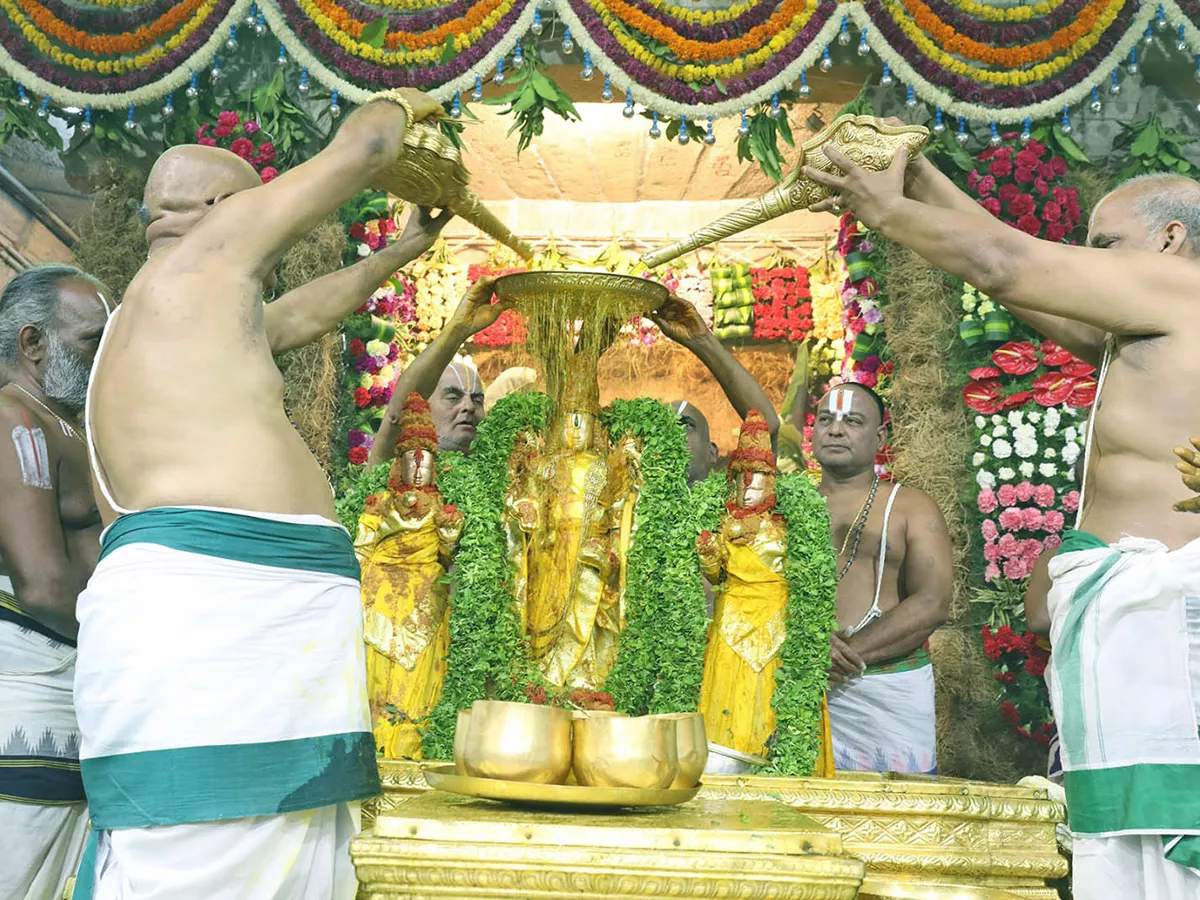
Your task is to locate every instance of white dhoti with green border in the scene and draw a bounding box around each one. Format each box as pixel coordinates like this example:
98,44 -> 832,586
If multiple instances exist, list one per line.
1047,530 -> 1200,899
71,507 -> 380,900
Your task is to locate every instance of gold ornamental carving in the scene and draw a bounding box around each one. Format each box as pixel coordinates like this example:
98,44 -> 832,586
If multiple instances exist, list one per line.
493,271 -> 671,314
373,119 -> 534,261
641,115 -> 930,268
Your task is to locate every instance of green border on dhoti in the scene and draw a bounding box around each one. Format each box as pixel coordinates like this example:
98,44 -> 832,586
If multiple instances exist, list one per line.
99,507 -> 360,582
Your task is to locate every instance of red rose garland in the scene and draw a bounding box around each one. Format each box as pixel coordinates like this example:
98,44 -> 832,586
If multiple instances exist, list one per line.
194,111 -> 278,182
750,266 -> 814,342
965,136 -> 1081,242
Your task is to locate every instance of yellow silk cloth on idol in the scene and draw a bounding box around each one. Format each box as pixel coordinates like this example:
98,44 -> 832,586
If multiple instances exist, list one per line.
522,448 -> 625,690
356,509 -> 450,760
699,530 -> 834,776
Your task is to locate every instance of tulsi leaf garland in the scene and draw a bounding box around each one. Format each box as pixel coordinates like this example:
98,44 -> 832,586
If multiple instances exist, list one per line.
768,471 -> 838,776
601,397 -> 710,716
422,389 -> 549,760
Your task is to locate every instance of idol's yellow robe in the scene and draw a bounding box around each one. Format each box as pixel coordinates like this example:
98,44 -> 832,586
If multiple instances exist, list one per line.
698,519 -> 835,777
356,496 -> 460,759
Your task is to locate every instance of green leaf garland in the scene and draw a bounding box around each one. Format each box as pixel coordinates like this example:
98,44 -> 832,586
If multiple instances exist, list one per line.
422,390 -> 550,759
768,472 -> 838,776
335,459 -> 391,533
601,398 -> 710,715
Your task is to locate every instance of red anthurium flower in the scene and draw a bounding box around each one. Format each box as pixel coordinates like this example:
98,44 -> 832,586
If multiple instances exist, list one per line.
1032,372 -> 1075,407
1039,342 -> 1074,366
1002,390 -> 1033,410
993,341 -> 1039,376
969,366 -> 1003,380
1060,359 -> 1096,377
1067,375 -> 1098,408
964,380 -> 1003,414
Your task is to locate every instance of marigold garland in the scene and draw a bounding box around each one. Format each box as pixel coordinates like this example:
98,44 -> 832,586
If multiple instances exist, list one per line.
947,0 -> 1064,20
13,0 -> 209,56
638,0 -> 766,25
306,0 -> 509,52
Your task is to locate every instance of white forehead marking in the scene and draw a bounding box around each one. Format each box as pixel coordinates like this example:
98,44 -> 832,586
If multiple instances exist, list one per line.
828,389 -> 854,421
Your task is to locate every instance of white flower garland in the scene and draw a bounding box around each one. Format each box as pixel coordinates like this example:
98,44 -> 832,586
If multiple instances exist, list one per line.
846,1 -> 1157,125
1160,0 -> 1200,55
0,0 -> 253,110
550,0 -> 844,120
259,0 -> 539,105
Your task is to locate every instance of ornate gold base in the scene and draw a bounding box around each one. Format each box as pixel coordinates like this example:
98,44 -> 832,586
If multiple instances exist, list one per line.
360,762 -> 1067,900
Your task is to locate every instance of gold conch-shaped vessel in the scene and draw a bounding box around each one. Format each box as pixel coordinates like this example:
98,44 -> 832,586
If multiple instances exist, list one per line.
641,115 -> 930,269
373,120 -> 535,261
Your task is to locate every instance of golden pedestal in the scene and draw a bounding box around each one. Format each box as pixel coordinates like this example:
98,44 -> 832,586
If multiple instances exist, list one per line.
361,762 -> 1066,899
355,791 -> 864,899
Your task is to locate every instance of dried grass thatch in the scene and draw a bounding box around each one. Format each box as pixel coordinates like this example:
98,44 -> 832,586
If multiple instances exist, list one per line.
275,216 -> 347,476
71,161 -> 147,300
881,240 -> 1044,783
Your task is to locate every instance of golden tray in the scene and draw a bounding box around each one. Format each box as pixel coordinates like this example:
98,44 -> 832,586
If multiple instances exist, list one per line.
493,271 -> 670,315
424,765 -> 700,808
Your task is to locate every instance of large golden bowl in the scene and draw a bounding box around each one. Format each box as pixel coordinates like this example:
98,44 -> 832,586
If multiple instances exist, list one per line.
653,712 -> 708,789
462,701 -> 573,785
452,709 -> 472,776
573,714 -> 679,790
493,271 -> 670,316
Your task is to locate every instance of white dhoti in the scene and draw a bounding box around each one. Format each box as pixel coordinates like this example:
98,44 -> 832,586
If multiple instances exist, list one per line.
1047,531 -> 1200,899
826,648 -> 937,774
0,581 -> 89,900
71,507 -> 379,900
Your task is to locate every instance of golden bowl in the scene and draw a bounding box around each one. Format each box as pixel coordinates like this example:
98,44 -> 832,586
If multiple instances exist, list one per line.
653,712 -> 708,789
573,714 -> 678,790
453,709 -> 472,776
571,709 -> 628,720
462,701 -> 573,784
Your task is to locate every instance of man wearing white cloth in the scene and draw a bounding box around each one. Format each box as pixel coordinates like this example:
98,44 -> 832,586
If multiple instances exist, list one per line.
805,144 -> 1200,896
74,87 -> 446,900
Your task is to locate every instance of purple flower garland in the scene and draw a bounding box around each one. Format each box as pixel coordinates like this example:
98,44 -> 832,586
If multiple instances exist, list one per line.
1174,0 -> 1200,23
276,0 -> 526,87
0,0 -> 232,93
862,0 -> 1135,108
915,0 -> 1096,46
566,0 -> 837,104
29,0 -> 181,33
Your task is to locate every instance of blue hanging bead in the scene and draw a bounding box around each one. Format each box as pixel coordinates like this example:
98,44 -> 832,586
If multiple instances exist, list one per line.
1128,46 -> 1140,75
472,75 -> 484,102
738,109 -> 750,136
450,92 -> 462,119
225,24 -> 238,53
798,70 -> 811,96
1020,117 -> 1032,143
932,107 -> 945,134
1157,3 -> 1169,29
330,89 -> 341,119
17,85 -> 30,107
513,42 -> 524,66
819,47 -> 833,72
649,111 -> 661,139
704,115 -> 716,145
162,92 -> 175,117
677,117 -> 691,145
124,104 -> 137,132
857,26 -> 870,56
297,67 -> 310,94
1194,55 -> 1200,83
581,51 -> 595,81
1178,24 -> 1189,52
955,115 -> 969,145
254,10 -> 266,36
210,54 -> 222,81
600,73 -> 613,102
1060,108 -> 1072,136
79,105 -> 93,136
245,3 -> 257,27
36,97 -> 50,119
989,123 -> 1001,146
531,8 -> 544,35
880,63 -> 894,87
769,91 -> 782,119
905,85 -> 917,108
1089,85 -> 1102,114
495,57 -> 506,85
1143,22 -> 1153,44
277,42 -> 287,66
1110,68 -> 1122,94
561,27 -> 575,54
838,15 -> 851,45
186,72 -> 200,99
622,88 -> 635,119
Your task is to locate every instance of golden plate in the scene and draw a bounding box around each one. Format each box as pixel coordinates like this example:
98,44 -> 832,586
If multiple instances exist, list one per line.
424,765 -> 700,809
493,271 -> 670,315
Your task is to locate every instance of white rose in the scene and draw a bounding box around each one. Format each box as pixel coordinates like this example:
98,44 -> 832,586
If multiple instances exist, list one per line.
976,470 -> 997,490
1045,407 -> 1062,429
1039,463 -> 1058,478
357,243 -> 371,258
1019,462 -> 1036,478
1008,411 -> 1024,428
1062,443 -> 1081,465
1044,447 -> 1057,459
981,435 -> 993,447
1028,411 -> 1042,423
993,439 -> 1013,459
992,415 -> 1004,426
1014,424 -> 1036,443
1067,467 -> 1076,482
998,467 -> 1016,481
993,425 -> 1008,437
1015,440 -> 1038,459
1065,427 -> 1078,442
972,452 -> 986,467
975,416 -> 987,429
1043,427 -> 1058,438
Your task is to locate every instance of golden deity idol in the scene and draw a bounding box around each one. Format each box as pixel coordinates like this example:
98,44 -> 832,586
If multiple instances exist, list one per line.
356,393 -> 464,758
698,411 -> 834,775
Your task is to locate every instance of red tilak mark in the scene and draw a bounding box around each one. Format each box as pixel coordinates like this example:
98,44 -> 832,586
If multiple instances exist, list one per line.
19,408 -> 43,479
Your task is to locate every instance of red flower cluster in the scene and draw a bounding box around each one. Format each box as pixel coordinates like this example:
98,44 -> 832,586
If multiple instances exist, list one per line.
966,137 -> 1080,242
349,217 -> 397,253
981,624 -> 1055,744
467,265 -> 528,347
750,266 -> 813,342
963,340 -> 1096,414
195,111 -> 278,182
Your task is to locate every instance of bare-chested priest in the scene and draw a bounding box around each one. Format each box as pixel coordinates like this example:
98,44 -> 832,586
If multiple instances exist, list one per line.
73,88 -> 445,900
811,382 -> 952,774
0,265 -> 108,900
807,147 -> 1200,898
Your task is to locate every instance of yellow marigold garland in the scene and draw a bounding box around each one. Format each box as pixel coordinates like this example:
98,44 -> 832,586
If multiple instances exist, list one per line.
1,0 -> 219,73
881,0 -> 1125,84
946,0 -> 1066,21
596,0 -> 810,62
624,0 -> 767,25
